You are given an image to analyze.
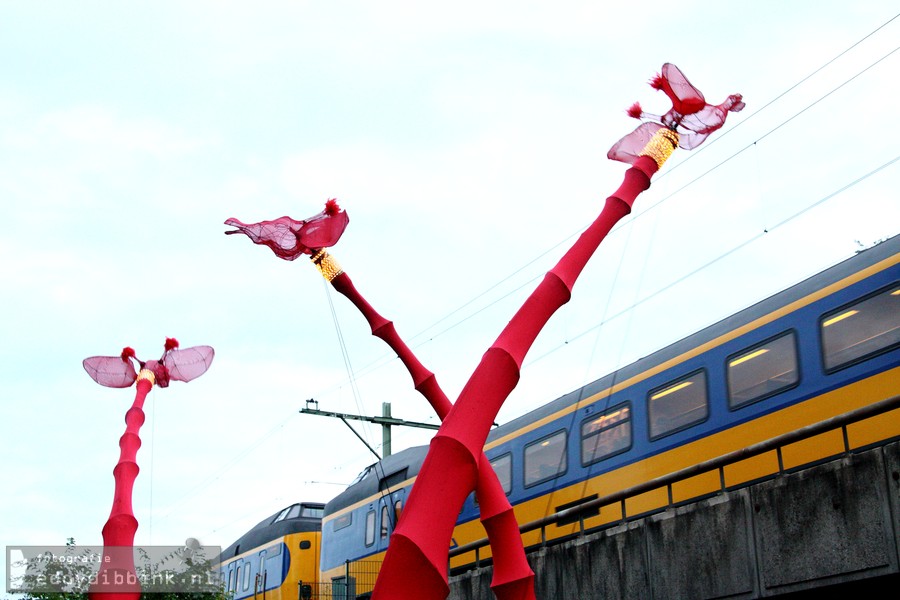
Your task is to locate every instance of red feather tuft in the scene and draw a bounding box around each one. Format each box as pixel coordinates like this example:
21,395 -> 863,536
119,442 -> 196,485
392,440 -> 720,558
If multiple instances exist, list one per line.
324,198 -> 341,216
165,337 -> 179,351
627,102 -> 643,119
121,347 -> 136,361
649,74 -> 664,90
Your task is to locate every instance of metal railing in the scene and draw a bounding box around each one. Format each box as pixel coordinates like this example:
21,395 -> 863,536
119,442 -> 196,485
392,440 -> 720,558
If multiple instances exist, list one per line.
449,393 -> 900,565
302,560 -> 380,600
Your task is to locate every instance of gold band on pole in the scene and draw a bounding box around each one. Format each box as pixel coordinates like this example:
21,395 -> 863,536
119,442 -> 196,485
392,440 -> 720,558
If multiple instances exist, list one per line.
136,369 -> 156,386
639,128 -> 679,168
311,249 -> 344,282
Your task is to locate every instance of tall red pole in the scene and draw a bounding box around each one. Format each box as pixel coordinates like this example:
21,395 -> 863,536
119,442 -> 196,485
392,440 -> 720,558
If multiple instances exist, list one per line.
89,369 -> 155,600
308,259 -> 536,599
371,131 -> 676,599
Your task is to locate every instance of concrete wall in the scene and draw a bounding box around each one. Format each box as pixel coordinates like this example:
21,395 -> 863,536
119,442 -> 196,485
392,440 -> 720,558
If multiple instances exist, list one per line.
448,440 -> 900,599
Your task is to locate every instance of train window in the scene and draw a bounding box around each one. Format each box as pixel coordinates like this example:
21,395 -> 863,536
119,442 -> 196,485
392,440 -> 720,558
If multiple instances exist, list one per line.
379,469 -> 408,491
365,510 -> 376,547
474,454 -> 512,506
242,563 -> 251,591
351,465 -> 374,485
727,331 -> 799,408
228,568 -> 235,592
524,430 -> 567,488
286,504 -> 302,519
821,284 -> 900,372
490,453 -> 513,494
272,506 -> 292,523
394,499 -> 402,522
581,403 -> 632,465
380,505 -> 390,539
301,505 -> 325,519
333,513 -> 352,531
648,370 -> 708,440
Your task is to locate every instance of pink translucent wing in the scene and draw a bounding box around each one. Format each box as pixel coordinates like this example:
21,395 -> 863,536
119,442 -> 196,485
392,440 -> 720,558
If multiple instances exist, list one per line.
607,122 -> 664,164
660,63 -> 706,116
675,130 -> 712,150
721,94 -> 746,113
298,208 -> 349,249
163,346 -> 215,382
678,105 -> 728,135
224,216 -> 308,261
225,204 -> 350,260
675,94 -> 745,149
83,356 -> 137,388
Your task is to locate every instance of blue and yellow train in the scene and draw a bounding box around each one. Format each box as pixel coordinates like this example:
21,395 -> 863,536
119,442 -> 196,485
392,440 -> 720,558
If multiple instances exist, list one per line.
318,234 -> 900,587
222,234 -> 900,597
218,502 -> 325,600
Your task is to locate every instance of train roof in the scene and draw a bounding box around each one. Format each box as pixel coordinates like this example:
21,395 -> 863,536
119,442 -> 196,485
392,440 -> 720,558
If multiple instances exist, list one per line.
220,501 -> 325,560
324,445 -> 428,516
321,235 -> 899,514
486,235 -> 900,443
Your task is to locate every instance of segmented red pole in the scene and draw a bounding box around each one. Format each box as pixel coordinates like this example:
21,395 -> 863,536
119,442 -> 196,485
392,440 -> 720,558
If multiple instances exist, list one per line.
319,268 -> 535,599
89,371 -> 154,600
372,149 -> 667,599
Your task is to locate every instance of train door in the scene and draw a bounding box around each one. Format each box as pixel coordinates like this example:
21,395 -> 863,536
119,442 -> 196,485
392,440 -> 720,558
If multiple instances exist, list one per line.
253,549 -> 267,600
226,564 -> 236,597
376,489 -> 406,552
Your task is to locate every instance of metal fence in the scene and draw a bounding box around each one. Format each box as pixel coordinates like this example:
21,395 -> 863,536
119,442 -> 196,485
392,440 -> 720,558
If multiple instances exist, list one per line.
299,560 -> 380,600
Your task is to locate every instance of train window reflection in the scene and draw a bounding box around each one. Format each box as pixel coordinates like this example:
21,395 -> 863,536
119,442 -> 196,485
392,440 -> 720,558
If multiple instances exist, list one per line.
648,370 -> 708,440
728,331 -> 799,408
301,504 -> 324,519
333,513 -> 352,531
380,505 -> 389,539
822,284 -> 900,371
242,563 -> 251,590
379,469 -> 408,491
490,453 -> 512,494
524,430 -> 567,488
364,510 -> 376,547
581,404 -> 631,465
350,465 -> 373,485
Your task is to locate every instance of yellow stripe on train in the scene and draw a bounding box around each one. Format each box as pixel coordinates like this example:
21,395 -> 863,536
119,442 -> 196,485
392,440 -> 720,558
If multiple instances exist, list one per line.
447,367 -> 900,569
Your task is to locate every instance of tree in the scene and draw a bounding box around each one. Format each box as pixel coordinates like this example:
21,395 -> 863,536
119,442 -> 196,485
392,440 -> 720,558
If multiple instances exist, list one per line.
12,539 -> 229,600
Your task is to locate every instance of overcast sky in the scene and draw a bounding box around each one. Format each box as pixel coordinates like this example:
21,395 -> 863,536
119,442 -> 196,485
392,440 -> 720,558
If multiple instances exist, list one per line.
2,1 -> 898,588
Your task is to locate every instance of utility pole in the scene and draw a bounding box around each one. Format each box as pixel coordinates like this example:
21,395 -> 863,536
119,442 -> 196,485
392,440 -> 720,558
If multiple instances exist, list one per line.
300,399 -> 440,459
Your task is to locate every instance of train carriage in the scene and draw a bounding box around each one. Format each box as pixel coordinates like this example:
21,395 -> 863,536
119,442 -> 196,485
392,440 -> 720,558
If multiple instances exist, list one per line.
317,234 -> 900,586
317,447 -> 424,597
218,502 -> 325,600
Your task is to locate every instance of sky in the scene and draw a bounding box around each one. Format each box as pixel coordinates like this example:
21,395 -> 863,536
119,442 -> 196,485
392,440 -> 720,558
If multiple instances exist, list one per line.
1,0 -> 899,591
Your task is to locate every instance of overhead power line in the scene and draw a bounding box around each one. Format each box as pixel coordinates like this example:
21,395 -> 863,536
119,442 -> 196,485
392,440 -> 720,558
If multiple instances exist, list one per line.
156,13 -> 900,536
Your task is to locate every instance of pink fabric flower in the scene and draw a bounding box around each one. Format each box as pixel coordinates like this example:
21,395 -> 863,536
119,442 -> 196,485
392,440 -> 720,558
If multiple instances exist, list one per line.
608,63 -> 744,164
83,342 -> 214,389
224,199 -> 349,261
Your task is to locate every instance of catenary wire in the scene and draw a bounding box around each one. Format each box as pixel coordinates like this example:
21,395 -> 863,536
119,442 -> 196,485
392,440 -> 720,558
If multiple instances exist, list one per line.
154,14 -> 899,536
